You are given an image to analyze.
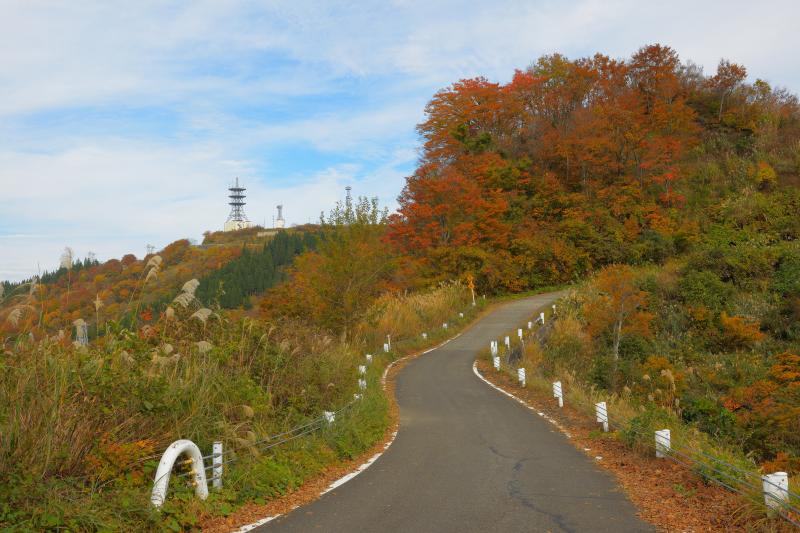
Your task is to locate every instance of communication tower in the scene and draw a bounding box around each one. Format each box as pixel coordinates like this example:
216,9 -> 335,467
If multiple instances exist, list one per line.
224,178 -> 252,232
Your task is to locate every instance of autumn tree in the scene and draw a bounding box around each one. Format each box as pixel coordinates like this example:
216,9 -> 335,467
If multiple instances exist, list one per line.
708,59 -> 747,123
264,197 -> 396,336
583,264 -> 653,362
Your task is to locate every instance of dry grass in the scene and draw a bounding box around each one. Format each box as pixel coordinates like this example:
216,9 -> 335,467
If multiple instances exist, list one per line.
0,267 -> 477,530
356,281 -> 470,348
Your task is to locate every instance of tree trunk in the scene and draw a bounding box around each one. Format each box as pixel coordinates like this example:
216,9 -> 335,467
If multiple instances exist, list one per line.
612,319 -> 622,361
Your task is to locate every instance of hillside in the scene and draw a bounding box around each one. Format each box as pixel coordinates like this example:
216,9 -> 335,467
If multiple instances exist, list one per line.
378,43 -> 800,495
0,228 -> 314,339
386,44 -> 800,292
262,42 -> 800,513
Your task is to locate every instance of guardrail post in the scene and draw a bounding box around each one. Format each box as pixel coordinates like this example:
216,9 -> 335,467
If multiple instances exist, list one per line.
151,439 -> 209,508
762,472 -> 789,511
212,441 -> 223,489
655,429 -> 671,458
552,381 -> 563,407
595,402 -> 608,432
517,368 -> 526,387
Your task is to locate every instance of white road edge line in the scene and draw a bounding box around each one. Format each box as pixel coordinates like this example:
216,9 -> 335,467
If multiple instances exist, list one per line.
472,361 -> 571,435
232,331 -> 465,532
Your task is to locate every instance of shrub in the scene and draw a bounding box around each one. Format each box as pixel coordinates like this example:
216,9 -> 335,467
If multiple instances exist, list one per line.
771,250 -> 800,296
718,312 -> 764,349
680,396 -> 738,441
677,270 -> 733,312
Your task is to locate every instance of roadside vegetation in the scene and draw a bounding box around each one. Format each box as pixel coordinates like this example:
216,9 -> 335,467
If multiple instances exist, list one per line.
480,257 -> 800,527
0,271 -> 473,531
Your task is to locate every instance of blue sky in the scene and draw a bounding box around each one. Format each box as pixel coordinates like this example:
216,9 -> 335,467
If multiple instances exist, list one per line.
2,0 -> 799,281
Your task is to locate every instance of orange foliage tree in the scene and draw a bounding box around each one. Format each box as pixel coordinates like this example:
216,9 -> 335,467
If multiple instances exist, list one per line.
386,44 -> 705,292
583,264 -> 653,362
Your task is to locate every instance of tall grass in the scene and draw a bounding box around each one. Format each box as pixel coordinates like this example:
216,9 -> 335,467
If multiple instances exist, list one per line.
0,280 -> 474,531
356,281 -> 470,348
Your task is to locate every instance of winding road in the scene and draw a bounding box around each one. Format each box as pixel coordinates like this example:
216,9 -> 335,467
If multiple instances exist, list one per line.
258,293 -> 653,532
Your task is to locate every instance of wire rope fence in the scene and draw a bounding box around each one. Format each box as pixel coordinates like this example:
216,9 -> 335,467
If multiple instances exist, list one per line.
485,302 -> 800,529
145,302 -> 479,511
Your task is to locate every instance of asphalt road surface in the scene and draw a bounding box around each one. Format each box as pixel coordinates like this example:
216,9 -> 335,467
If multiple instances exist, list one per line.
260,293 -> 653,532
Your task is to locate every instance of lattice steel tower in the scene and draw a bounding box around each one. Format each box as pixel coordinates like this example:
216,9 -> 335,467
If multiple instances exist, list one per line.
224,177 -> 251,231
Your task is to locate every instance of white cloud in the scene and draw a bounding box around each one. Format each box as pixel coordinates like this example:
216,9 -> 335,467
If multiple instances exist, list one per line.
1,0 -> 798,280
3,0 -> 796,116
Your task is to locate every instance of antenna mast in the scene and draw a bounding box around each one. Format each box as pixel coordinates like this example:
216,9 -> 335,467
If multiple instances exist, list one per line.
224,177 -> 252,231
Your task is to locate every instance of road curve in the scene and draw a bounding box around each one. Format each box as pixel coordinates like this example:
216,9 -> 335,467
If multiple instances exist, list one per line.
259,293 -> 653,532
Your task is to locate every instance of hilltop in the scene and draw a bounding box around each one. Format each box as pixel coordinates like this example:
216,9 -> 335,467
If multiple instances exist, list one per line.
0,227 -> 315,338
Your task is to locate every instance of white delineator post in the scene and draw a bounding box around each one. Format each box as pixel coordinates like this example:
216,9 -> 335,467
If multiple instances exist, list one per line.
527,321 -> 533,330
422,332 -> 428,340
493,356 -> 500,370
490,341 -> 498,356
212,441 -> 223,489
539,312 -> 545,324
358,365 -> 366,375
151,439 -> 209,508
655,429 -> 671,458
383,342 -> 390,353
323,411 -> 335,424
517,328 -> 523,339
595,402 -> 609,432
366,353 -> 373,363
459,312 -> 464,318
387,334 -> 391,351
443,322 -> 448,330
517,368 -> 526,387
762,472 -> 790,511
358,378 -> 367,390
553,381 -> 563,408
504,336 -> 510,349
552,304 -> 556,314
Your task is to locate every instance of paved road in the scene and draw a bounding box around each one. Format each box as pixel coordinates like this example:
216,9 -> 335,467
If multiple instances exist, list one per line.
260,293 -> 652,532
